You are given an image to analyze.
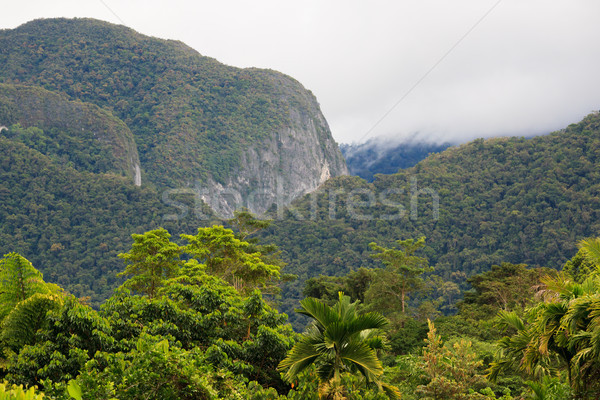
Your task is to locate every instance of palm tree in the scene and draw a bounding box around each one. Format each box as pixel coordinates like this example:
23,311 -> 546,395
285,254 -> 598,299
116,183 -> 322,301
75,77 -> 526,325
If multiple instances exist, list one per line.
490,272 -> 600,398
577,237 -> 600,268
278,292 -> 400,399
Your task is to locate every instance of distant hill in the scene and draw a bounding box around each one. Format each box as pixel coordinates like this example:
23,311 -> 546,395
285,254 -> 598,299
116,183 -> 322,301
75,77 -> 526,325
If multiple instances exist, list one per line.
0,18 -> 347,216
261,112 -> 600,328
0,83 -> 140,182
340,138 -> 451,181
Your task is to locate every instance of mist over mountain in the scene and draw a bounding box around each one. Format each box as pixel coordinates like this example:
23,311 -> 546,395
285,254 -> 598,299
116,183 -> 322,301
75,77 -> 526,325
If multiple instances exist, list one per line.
340,136 -> 452,181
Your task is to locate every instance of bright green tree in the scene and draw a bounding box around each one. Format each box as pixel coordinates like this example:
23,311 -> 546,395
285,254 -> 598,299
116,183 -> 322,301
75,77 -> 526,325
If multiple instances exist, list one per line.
182,226 -> 280,294
0,253 -> 53,321
278,293 -> 400,399
118,228 -> 182,298
0,253 -> 63,361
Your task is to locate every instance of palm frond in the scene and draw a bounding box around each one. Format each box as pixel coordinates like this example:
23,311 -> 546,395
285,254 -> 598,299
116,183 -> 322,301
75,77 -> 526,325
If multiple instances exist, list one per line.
578,238 -> 600,268
339,340 -> 383,381
277,339 -> 320,380
497,310 -> 525,331
296,297 -> 338,330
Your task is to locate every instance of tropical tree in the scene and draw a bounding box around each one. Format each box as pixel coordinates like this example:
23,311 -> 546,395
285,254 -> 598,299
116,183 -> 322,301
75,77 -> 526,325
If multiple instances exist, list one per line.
118,229 -> 182,298
416,320 -> 494,400
563,237 -> 600,283
489,271 -> 600,399
182,226 -> 280,294
366,237 -> 430,316
278,293 -> 400,399
0,253 -> 63,363
0,253 -> 53,321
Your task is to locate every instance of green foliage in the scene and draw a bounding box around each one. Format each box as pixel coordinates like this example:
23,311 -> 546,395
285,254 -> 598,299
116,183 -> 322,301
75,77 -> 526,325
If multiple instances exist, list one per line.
5,296 -> 115,388
66,380 -> 82,400
261,111 -> 600,327
303,268 -> 375,305
1,293 -> 62,352
366,237 -> 430,315
2,248 -> 294,396
118,228 -> 182,298
0,84 -> 138,179
524,376 -> 571,400
489,264 -> 600,399
0,253 -> 54,321
415,320 -> 494,400
279,293 -> 400,399
76,334 -> 228,400
0,137 -> 205,307
0,382 -> 45,400
183,226 -> 281,294
458,263 -> 555,321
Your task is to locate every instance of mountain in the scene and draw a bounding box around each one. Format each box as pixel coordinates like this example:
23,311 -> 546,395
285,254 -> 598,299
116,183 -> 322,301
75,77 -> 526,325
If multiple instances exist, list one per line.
0,18 -> 347,216
340,138 -> 452,181
0,18 -> 348,304
261,112 -> 600,327
0,83 -> 140,182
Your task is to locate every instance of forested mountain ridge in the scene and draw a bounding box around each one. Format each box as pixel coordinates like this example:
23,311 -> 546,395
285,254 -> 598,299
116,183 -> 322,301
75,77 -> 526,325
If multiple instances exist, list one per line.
262,111 -> 600,324
0,83 -> 140,182
0,18 -> 347,215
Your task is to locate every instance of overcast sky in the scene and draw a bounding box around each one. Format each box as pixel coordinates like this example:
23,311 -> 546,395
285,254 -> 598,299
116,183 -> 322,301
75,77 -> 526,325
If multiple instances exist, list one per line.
2,0 -> 600,144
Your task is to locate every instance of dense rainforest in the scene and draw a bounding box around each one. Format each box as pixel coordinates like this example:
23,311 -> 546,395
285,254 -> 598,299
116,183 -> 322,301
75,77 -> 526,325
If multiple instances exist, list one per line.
263,111 -> 600,328
1,15 -> 600,400
0,17 -> 347,199
2,220 -> 600,399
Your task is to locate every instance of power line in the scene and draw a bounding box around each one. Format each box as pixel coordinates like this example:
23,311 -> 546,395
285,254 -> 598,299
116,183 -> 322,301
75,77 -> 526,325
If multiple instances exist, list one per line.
98,0 -> 127,25
358,0 -> 504,143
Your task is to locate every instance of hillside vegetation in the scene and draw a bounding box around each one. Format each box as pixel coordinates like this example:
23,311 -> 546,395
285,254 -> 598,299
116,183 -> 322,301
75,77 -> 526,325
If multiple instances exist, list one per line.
263,112 -> 600,326
0,134 -> 210,305
0,83 -> 139,181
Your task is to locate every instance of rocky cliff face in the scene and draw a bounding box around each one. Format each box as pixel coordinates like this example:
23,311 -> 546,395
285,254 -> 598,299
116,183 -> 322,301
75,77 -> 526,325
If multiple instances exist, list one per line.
203,92 -> 348,217
197,69 -> 348,216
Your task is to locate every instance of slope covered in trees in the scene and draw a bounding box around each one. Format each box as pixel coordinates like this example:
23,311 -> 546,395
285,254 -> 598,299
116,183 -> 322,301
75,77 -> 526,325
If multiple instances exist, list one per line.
263,111 -> 600,326
0,83 -> 140,181
0,135 -> 208,305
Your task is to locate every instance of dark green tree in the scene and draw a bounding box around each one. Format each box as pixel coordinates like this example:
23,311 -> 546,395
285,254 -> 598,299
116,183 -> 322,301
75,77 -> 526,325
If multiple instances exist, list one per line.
366,237 -> 430,315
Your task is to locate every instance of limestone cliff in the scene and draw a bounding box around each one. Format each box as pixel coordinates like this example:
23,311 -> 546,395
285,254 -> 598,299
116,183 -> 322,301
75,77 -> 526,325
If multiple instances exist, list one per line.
200,71 -> 348,216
